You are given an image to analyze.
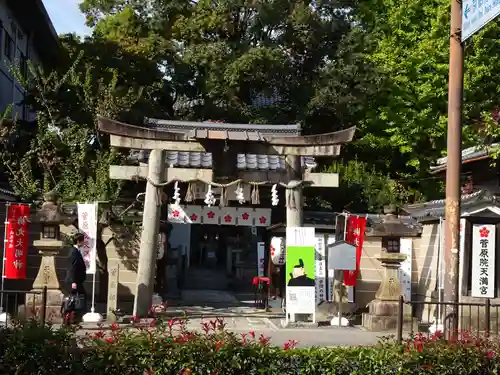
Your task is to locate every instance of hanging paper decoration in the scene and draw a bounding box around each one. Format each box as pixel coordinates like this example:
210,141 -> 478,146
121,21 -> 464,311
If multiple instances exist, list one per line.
220,207 -> 237,226
271,184 -> 279,206
203,206 -> 220,225
204,184 -> 216,207
254,208 -> 271,227
270,237 -> 285,265
184,205 -> 202,224
168,204 -> 185,223
235,184 -> 245,204
237,207 -> 254,226
172,181 -> 181,205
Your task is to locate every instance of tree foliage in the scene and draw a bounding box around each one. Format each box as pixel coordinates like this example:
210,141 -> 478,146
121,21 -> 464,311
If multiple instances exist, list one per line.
9,0 -> 500,207
0,42 -> 147,201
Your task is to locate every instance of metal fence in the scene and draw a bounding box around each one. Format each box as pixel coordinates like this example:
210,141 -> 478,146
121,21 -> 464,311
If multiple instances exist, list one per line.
0,287 -> 47,324
396,295 -> 500,343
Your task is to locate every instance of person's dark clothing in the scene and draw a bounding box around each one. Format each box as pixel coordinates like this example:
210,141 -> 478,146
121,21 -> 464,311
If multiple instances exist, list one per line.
64,247 -> 88,320
65,246 -> 87,286
287,275 -> 315,287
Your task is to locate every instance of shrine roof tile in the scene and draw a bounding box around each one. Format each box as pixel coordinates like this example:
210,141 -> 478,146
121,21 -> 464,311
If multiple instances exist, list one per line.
144,118 -> 301,137
402,190 -> 500,219
128,150 -> 316,170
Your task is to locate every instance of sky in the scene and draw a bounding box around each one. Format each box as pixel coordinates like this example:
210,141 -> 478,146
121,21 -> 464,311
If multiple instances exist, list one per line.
42,0 -> 92,36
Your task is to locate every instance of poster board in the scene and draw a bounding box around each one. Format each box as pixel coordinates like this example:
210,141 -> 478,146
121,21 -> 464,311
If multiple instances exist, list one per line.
286,227 -> 316,322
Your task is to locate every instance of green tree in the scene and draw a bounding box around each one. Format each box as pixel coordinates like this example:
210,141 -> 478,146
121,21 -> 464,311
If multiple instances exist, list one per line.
0,43 -> 147,201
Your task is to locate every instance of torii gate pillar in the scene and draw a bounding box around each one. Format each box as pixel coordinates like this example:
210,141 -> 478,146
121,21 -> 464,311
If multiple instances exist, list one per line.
133,149 -> 165,317
286,155 -> 304,227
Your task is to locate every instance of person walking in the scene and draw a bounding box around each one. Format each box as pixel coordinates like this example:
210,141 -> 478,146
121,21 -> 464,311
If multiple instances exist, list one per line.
64,233 -> 87,321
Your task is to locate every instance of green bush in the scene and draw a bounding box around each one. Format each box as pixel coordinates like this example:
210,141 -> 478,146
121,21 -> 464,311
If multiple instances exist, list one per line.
0,316 -> 498,375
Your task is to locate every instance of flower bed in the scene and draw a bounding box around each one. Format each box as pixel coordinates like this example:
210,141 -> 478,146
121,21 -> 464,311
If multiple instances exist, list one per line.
0,316 -> 498,375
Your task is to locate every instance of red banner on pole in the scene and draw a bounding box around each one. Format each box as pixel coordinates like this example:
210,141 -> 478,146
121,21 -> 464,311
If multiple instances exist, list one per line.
343,215 -> 367,286
4,204 -> 30,279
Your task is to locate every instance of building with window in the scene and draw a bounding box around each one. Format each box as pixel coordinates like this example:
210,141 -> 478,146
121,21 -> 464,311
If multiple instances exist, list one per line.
0,0 -> 59,120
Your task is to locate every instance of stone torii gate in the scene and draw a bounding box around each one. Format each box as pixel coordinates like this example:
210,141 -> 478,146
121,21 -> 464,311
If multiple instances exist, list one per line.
97,116 -> 356,316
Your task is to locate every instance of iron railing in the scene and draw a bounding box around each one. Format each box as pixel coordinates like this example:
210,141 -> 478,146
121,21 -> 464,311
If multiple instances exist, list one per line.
0,287 -> 47,324
396,295 -> 500,343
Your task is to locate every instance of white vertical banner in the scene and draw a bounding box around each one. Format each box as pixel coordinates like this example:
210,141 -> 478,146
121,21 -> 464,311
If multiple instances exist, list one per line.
399,238 -> 412,302
315,234 -> 326,304
327,235 -> 336,302
77,203 -> 98,275
257,242 -> 265,277
458,218 -> 466,297
438,218 -> 445,290
471,224 -> 496,298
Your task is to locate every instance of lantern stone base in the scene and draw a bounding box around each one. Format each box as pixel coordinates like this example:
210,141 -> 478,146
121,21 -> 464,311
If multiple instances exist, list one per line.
362,300 -> 416,331
24,289 -> 65,322
362,251 -> 416,332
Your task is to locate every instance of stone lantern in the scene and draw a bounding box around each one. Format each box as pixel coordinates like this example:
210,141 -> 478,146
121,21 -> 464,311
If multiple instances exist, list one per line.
362,251 -> 408,330
361,207 -> 421,331
26,191 -> 75,319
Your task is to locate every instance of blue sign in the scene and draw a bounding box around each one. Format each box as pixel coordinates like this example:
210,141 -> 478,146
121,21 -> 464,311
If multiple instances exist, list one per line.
462,0 -> 500,41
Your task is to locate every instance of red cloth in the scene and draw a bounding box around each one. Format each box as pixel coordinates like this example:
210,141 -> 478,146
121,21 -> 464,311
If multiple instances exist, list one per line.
252,276 -> 270,285
343,216 -> 367,286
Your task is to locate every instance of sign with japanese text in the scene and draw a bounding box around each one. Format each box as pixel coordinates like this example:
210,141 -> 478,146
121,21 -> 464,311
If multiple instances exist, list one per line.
399,238 -> 413,302
462,0 -> 500,41
4,204 -> 30,279
315,234 -> 326,304
77,203 -> 98,275
343,216 -> 367,286
459,218 -> 466,296
286,227 -> 315,317
471,224 -> 495,298
257,242 -> 265,277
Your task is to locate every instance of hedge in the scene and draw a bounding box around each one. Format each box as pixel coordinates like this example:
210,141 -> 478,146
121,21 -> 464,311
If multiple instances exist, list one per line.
0,315 -> 498,375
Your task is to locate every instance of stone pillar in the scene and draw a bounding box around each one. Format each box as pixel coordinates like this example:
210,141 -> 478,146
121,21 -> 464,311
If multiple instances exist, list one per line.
134,149 -> 165,317
26,191 -> 72,321
362,251 -> 413,331
285,155 -> 303,227
28,244 -> 65,319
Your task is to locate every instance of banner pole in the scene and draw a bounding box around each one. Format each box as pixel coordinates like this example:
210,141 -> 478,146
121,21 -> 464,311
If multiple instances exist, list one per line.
0,202 -> 9,313
337,213 -> 349,327
81,202 -> 103,323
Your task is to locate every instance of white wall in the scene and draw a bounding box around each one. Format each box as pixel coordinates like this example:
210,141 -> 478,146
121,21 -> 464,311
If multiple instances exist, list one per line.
0,0 -> 40,120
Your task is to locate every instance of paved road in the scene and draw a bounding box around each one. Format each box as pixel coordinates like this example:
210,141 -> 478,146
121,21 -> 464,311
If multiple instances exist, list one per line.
76,315 -> 385,348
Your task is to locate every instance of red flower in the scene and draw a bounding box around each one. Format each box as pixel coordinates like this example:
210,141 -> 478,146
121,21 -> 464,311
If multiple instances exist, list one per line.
241,212 -> 249,220
480,227 -> 490,238
182,369 -> 192,375
283,339 -> 298,350
146,370 -> 156,375
249,331 -> 255,339
105,337 -> 114,344
258,334 -> 270,346
173,210 -> 180,218
215,341 -> 222,351
110,323 -> 120,331
207,211 -> 215,219
190,213 -> 198,221
224,215 -> 232,223
259,216 -> 267,224
488,350 -> 495,359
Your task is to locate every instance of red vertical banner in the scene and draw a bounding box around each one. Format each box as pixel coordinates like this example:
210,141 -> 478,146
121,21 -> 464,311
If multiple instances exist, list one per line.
4,204 -> 30,279
343,216 -> 367,286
